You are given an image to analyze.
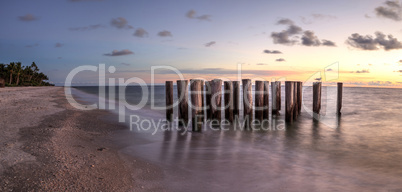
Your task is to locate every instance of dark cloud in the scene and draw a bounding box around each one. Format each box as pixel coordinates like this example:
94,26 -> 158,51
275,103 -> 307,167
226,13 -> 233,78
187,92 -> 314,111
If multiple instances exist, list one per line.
69,24 -> 103,31
315,77 -> 322,81
110,17 -> 133,29
312,14 -> 337,20
205,41 -> 216,47
103,49 -> 134,56
326,68 -> 333,71
185,10 -> 211,21
133,28 -> 148,38
256,63 -> 268,65
271,18 -> 336,47
55,43 -> 63,48
18,14 -> 37,21
263,50 -> 282,54
375,0 -> 402,21
346,32 -> 402,51
355,69 -> 370,73
276,18 -> 294,25
276,58 -> 286,62
399,60 -> 402,62
301,31 -> 321,46
322,40 -> 337,46
25,43 -> 38,48
395,70 -> 402,72
158,30 -> 172,37
186,10 -> 196,18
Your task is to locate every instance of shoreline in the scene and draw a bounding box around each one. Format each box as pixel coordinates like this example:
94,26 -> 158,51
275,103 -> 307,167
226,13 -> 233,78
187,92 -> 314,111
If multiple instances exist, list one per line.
0,87 -> 165,191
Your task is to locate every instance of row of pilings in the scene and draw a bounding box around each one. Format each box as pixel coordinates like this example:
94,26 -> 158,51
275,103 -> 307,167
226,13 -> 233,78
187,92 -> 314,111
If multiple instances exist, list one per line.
165,80 -> 343,131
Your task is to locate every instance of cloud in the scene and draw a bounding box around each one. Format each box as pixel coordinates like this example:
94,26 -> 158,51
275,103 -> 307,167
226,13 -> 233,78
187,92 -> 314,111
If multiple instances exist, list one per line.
368,81 -> 393,86
133,28 -> 148,38
18,14 -> 37,21
355,69 -> 370,73
103,49 -> 134,56
256,63 -> 268,65
399,60 -> 402,62
186,10 -> 196,18
271,18 -> 336,47
69,24 -> 103,31
25,43 -> 38,48
276,18 -> 294,25
301,14 -> 337,24
395,70 -> 402,72
276,58 -> 286,62
158,30 -> 172,37
57,57 -> 62,59
110,17 -> 133,29
346,32 -> 402,50
55,43 -> 63,48
263,50 -> 282,54
185,10 -> 211,21
315,77 -> 322,81
375,0 -> 402,21
326,68 -> 333,71
301,30 -> 321,46
204,41 -> 216,47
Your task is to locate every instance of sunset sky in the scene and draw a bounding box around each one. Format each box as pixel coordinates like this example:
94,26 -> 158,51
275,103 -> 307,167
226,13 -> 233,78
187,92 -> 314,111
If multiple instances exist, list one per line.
1,0 -> 401,87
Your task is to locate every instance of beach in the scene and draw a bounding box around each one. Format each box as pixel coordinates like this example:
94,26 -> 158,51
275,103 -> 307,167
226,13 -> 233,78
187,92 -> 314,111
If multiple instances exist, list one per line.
0,87 -> 164,191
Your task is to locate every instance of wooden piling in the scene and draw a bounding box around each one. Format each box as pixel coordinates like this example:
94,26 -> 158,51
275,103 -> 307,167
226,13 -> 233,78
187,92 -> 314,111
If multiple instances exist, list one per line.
313,82 -> 322,115
242,79 -> 253,128
201,80 -> 205,120
205,81 -> 212,120
255,81 -> 264,123
210,79 -> 223,125
232,81 -> 240,119
190,79 -> 203,132
271,81 -> 281,115
285,81 -> 294,123
297,82 -> 302,113
293,82 -> 298,120
177,80 -> 189,126
165,81 -> 173,121
337,82 -> 343,115
263,81 -> 270,119
224,81 -> 234,123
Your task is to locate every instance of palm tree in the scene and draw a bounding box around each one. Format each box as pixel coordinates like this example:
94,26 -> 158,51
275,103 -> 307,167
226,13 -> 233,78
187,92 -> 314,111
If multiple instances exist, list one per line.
7,62 -> 16,85
15,62 -> 22,85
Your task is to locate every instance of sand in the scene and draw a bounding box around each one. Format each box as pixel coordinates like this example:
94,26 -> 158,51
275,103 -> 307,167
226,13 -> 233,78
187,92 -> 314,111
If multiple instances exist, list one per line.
0,87 -> 165,191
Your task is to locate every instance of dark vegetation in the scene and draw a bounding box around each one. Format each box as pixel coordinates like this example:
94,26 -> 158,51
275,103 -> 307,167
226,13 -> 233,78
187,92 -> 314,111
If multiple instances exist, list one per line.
0,62 -> 53,87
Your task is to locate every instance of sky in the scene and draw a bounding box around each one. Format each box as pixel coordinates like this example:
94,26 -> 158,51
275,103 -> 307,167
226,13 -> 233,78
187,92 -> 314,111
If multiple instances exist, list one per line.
0,0 -> 402,87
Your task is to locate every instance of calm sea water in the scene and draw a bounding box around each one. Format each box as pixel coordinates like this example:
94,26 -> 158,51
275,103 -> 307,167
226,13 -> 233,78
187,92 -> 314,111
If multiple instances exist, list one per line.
72,85 -> 402,192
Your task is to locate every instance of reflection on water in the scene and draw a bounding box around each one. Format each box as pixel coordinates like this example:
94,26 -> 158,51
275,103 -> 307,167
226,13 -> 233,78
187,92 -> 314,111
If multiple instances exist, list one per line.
74,86 -> 402,191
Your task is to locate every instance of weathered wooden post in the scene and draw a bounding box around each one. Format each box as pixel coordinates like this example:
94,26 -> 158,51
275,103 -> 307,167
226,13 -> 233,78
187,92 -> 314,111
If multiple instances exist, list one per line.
263,81 -> 270,119
271,81 -> 281,115
285,81 -> 294,123
242,79 -> 253,129
224,81 -> 234,123
313,82 -> 322,116
165,81 -> 173,121
297,82 -> 302,113
205,81 -> 212,120
190,79 -> 203,132
232,81 -> 240,120
293,82 -> 298,120
210,79 -> 223,126
337,82 -> 343,115
255,81 -> 264,123
177,80 -> 189,126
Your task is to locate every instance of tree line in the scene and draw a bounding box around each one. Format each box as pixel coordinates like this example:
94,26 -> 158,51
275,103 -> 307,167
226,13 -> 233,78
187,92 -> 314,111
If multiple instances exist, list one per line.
0,62 -> 54,86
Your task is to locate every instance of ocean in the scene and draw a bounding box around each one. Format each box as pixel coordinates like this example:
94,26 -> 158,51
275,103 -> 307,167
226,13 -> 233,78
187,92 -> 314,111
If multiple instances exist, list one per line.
71,85 -> 402,191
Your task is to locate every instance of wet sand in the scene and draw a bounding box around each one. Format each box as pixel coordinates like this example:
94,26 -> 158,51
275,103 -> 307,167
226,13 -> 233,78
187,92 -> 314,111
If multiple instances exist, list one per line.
0,87 -> 164,191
